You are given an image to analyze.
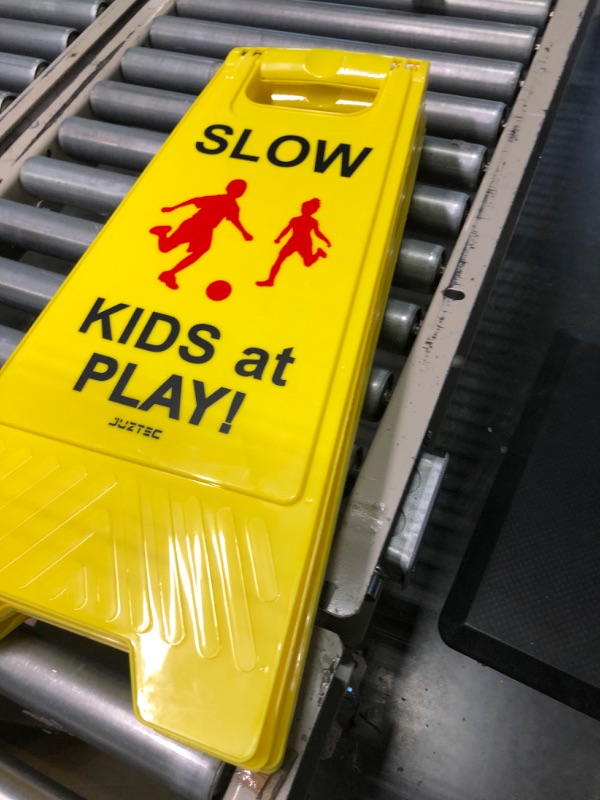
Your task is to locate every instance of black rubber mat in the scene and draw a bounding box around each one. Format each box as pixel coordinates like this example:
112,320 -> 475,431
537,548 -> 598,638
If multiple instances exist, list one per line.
440,327 -> 600,719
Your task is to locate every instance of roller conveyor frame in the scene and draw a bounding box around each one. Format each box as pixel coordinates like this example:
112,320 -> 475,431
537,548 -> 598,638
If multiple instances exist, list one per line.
322,0 -> 594,621
0,0 -> 594,797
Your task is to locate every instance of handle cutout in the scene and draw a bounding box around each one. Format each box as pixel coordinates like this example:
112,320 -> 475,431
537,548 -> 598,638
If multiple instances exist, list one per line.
243,49 -> 395,115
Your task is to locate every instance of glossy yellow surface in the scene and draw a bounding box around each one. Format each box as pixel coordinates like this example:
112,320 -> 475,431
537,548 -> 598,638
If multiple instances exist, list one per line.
0,48 -> 427,769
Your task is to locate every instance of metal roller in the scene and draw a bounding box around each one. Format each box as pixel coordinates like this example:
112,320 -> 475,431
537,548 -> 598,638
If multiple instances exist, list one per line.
420,136 -> 486,190
379,298 -> 422,354
21,156 -> 135,216
117,48 -> 505,146
409,183 -> 470,236
72,88 -> 500,182
0,256 -> 62,313
362,366 -> 394,421
0,750 -> 84,800
301,0 -> 552,28
19,152 -> 468,240
0,21 -> 77,62
58,118 -> 166,171
395,239 -> 446,294
149,16 -> 522,103
0,199 -> 99,262
0,53 -> 46,93
0,0 -> 108,33
89,114 -> 472,196
0,325 -> 23,366
89,80 -> 194,132
121,47 -> 220,95
0,89 -> 15,111
0,627 -> 228,800
426,92 -> 506,146
176,0 -> 538,63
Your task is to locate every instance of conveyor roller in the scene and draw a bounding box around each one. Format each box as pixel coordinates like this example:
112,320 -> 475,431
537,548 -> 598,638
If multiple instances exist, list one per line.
0,21 -> 77,61
0,53 -> 46,93
300,0 -> 552,27
0,1 -> 108,32
0,627 -> 228,800
148,15 -> 523,102
176,0 -> 538,62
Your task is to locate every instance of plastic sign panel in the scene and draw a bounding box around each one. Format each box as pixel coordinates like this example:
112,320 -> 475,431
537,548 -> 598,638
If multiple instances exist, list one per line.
0,47 -> 427,769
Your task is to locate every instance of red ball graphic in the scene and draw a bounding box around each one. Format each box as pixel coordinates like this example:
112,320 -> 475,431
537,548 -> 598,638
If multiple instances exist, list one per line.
206,280 -> 232,301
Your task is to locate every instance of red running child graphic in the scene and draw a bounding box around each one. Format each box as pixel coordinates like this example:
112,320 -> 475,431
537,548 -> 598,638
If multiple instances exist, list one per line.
256,198 -> 331,287
149,178 -> 253,290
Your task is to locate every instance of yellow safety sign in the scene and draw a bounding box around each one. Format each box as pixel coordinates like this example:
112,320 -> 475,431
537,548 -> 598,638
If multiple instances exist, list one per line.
0,47 -> 427,769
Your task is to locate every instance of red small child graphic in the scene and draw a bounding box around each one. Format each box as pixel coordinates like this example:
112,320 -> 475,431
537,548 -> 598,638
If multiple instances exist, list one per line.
150,178 -> 253,290
256,198 -> 331,287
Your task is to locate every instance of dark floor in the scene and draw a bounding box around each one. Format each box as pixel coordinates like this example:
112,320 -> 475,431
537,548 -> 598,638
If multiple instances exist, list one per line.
308,4 -> 600,799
